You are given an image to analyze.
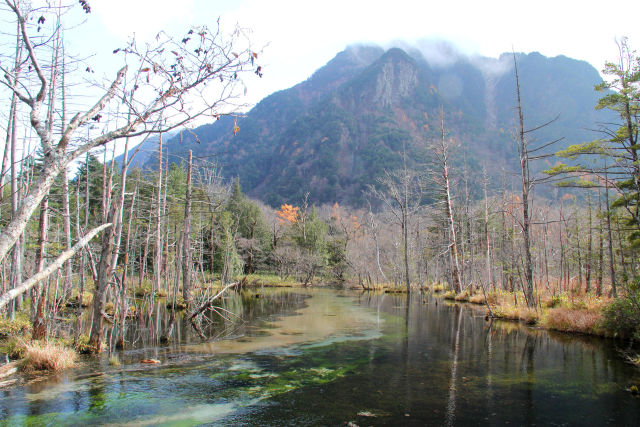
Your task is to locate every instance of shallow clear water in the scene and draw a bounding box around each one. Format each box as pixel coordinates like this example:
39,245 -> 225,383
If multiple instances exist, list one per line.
1,288 -> 640,426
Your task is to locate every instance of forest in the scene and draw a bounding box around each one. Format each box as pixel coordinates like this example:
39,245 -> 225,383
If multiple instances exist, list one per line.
1,1 -> 640,424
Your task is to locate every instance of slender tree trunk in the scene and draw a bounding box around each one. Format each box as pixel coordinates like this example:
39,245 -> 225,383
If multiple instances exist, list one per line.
615,216 -> 628,280
604,166 -> 617,297
514,53 -> 535,307
32,193 -> 49,340
440,113 -> 461,293
574,205 -> 583,291
597,189 -> 604,297
483,170 -> 493,287
60,49 -> 73,303
88,129 -> 132,351
9,85 -> 21,320
119,183 -> 137,348
182,150 -> 193,305
586,194 -> 592,292
153,133 -> 163,295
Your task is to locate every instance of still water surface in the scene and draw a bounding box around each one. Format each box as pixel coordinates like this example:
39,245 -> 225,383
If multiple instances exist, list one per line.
1,288 -> 640,425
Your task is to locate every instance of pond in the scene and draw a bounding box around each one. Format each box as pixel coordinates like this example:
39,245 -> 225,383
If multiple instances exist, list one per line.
1,288 -> 640,426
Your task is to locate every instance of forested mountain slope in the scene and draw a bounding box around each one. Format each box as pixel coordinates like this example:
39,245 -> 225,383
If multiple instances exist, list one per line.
123,44 -> 608,206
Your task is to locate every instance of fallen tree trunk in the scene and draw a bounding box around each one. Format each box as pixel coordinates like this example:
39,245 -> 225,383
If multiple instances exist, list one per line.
0,223 -> 111,310
187,279 -> 244,322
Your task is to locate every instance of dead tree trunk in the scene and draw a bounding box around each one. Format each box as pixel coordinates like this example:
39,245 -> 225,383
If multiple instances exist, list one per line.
60,49 -> 73,303
440,113 -> 461,293
513,53 -> 535,307
182,150 -> 193,305
153,132 -> 163,295
32,194 -> 49,340
597,189 -> 604,297
483,169 -> 493,288
0,223 -> 111,310
586,194 -> 593,292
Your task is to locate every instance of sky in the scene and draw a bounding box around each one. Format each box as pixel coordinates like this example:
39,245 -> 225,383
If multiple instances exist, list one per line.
79,0 -> 640,109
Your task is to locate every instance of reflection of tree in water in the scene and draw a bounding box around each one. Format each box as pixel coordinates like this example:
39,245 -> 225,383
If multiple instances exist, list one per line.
75,289 -> 315,363
445,304 -> 463,426
520,333 -> 539,425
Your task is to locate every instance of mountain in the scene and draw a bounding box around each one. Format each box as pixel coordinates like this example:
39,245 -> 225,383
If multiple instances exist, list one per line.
120,43 -> 609,207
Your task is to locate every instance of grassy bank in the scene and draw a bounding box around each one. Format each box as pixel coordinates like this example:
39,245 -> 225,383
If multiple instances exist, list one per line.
435,287 -> 613,337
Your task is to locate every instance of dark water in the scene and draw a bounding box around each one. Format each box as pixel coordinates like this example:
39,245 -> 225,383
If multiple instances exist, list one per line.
1,288 -> 640,426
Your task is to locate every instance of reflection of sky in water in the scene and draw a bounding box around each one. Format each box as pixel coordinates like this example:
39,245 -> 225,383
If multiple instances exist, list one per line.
1,290 -> 640,426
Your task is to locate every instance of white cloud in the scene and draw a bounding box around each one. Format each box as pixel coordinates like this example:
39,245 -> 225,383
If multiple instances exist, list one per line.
84,0 -> 640,106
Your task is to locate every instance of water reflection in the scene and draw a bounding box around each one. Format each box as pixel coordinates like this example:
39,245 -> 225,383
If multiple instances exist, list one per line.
0,289 -> 639,426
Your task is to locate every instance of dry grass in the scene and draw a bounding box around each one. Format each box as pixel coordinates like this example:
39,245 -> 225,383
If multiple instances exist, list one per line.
454,292 -> 470,302
442,290 -> 457,300
20,341 -> 77,372
469,294 -> 486,304
542,307 -> 604,335
430,283 -> 447,293
492,304 -> 539,325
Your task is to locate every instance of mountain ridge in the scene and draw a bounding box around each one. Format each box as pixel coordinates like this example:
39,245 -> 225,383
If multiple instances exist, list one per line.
120,43 -> 609,207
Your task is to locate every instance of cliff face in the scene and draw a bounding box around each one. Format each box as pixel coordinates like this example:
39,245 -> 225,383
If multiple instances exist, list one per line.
123,45 -> 609,207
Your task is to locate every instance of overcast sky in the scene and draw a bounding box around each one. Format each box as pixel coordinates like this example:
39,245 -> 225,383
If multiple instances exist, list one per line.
79,0 -> 639,109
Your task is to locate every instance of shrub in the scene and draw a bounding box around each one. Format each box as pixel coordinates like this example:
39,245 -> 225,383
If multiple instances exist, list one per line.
602,292 -> 640,339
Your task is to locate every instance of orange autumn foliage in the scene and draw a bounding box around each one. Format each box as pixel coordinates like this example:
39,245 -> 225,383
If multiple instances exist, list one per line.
276,204 -> 299,224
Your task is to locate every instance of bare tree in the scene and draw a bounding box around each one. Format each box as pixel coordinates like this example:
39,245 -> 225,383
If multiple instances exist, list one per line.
429,110 -> 461,293
0,1 -> 262,315
369,155 -> 420,292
